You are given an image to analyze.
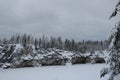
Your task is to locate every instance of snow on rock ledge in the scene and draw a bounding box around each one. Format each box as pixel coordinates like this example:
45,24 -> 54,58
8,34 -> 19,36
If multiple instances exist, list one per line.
0,44 -> 108,68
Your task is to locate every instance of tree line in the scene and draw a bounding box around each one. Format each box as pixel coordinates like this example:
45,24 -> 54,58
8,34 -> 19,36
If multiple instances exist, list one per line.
0,34 -> 110,53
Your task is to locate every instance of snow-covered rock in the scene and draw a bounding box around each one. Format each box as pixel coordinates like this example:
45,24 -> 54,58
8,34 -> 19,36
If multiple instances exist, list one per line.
0,43 -> 108,68
2,63 -> 12,69
40,53 -> 67,66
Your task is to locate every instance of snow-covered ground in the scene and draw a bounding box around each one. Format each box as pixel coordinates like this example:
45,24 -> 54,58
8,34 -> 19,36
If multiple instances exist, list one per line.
0,64 -> 109,80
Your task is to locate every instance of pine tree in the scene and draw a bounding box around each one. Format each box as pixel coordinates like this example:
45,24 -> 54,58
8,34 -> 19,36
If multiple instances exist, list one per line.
57,37 -> 63,49
16,35 -> 20,44
10,36 -> 16,44
50,36 -> 55,48
3,38 -> 8,44
34,38 -> 39,50
71,39 -> 75,51
22,34 -> 27,48
39,38 -> 42,48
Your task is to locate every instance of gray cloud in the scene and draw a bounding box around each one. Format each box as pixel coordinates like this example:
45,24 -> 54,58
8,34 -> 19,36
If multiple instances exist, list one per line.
0,0 -> 118,40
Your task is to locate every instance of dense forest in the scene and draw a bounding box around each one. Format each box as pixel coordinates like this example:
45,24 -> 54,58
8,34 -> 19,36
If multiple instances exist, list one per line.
0,34 -> 109,53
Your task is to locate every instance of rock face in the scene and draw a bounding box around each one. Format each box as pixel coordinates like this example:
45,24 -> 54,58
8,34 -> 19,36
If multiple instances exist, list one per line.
95,57 -> 105,63
40,53 -> 67,66
0,44 -> 107,69
85,57 -> 92,63
0,63 -> 4,67
71,57 -> 86,64
71,54 -> 86,64
13,60 -> 40,68
91,57 -> 105,64
71,54 -> 106,64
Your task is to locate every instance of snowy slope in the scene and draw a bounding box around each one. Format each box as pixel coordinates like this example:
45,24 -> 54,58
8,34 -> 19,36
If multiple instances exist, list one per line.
0,64 -> 109,80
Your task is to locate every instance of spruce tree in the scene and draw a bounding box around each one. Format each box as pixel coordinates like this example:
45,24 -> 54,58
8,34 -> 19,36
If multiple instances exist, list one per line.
34,38 -> 39,50
101,1 -> 120,80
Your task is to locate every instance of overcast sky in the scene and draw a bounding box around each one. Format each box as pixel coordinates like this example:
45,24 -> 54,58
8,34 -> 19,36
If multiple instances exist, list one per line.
0,0 -> 118,41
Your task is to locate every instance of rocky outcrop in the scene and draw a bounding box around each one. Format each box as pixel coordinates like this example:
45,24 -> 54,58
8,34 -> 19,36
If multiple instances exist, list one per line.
91,57 -> 105,64
0,44 -> 107,69
40,53 -> 67,66
85,57 -> 92,63
13,59 -> 40,68
71,54 -> 86,64
71,57 -> 86,64
71,54 -> 106,64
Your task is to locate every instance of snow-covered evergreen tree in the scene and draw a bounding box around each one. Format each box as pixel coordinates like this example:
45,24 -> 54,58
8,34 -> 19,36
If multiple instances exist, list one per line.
101,0 -> 120,80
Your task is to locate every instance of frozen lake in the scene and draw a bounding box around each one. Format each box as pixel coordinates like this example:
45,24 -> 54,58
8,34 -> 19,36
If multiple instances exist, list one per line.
0,64 -> 109,80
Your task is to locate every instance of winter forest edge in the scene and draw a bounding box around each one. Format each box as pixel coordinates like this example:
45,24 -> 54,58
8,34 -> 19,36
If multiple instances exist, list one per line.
0,0 -> 120,80
0,34 -> 109,68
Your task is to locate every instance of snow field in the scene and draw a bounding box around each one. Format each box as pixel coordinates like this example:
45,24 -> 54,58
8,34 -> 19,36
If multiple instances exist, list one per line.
0,64 -> 109,80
